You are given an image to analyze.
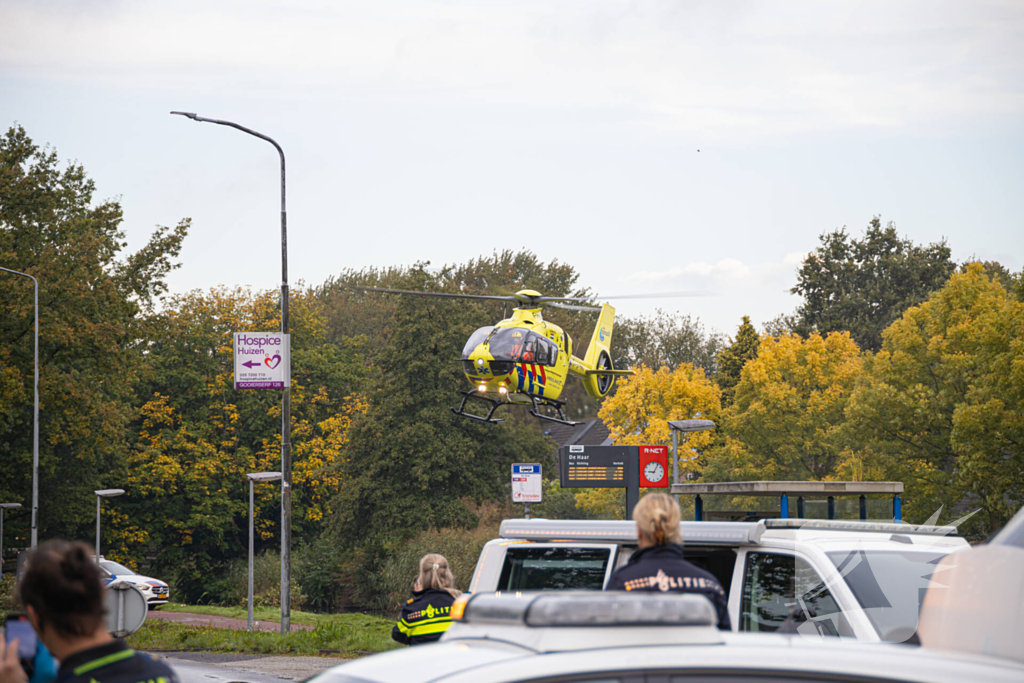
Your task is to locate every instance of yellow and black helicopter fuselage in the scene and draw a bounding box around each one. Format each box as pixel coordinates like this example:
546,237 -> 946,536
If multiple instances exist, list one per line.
456,300 -> 630,425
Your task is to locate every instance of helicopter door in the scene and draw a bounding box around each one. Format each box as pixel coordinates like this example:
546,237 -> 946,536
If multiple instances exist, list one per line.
532,335 -> 559,366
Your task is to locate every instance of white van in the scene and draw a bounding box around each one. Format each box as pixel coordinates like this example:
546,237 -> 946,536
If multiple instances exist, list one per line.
467,518 -> 968,643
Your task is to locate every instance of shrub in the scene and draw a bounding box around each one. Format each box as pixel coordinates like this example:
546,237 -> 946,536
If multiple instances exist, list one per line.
295,536 -> 345,613
1,575 -> 18,615
219,550 -> 306,610
376,502 -> 508,615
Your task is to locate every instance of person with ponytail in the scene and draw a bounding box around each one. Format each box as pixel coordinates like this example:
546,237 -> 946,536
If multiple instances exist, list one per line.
606,493 -> 731,630
391,554 -> 462,646
12,540 -> 180,683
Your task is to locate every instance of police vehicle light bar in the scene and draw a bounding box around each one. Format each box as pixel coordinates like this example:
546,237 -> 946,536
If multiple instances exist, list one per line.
764,519 -> 959,536
499,519 -> 765,545
455,591 -> 717,628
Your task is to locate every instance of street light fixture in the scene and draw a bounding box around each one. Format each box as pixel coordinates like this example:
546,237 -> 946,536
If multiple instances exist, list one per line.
94,489 -> 125,557
0,503 -> 22,578
0,267 -> 40,548
246,472 -> 282,632
171,111 -> 294,634
668,419 -> 716,506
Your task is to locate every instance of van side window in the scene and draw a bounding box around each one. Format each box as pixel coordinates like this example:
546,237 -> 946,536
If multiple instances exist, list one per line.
740,552 -> 853,637
498,547 -> 610,591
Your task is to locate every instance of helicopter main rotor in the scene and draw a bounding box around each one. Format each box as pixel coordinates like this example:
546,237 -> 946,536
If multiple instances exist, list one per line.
351,286 -> 709,312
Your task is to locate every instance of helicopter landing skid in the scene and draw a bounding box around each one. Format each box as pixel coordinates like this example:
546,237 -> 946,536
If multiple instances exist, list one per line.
451,391 -> 507,424
526,394 -> 579,427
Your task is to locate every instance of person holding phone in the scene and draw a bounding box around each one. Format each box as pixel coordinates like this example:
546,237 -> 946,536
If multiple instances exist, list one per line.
13,540 -> 179,683
0,629 -> 28,683
2,613 -> 57,683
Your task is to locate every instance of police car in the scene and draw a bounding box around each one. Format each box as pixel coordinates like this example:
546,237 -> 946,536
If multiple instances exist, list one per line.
311,592 -> 1024,683
467,518 -> 969,642
96,557 -> 169,608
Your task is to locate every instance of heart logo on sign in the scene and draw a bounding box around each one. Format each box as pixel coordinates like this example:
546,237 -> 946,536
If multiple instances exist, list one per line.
265,353 -> 281,370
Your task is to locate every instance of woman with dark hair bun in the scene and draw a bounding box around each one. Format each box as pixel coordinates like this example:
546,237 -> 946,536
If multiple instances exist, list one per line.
4,540 -> 180,683
605,493 -> 731,630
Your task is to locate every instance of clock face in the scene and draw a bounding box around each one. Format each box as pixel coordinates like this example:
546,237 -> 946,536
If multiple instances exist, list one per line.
644,461 -> 665,483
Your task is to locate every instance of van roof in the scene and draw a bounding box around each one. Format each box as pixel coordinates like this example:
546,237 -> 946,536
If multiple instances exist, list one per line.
498,518 -> 960,545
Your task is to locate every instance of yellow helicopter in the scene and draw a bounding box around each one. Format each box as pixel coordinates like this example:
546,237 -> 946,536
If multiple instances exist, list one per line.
354,286 -> 689,426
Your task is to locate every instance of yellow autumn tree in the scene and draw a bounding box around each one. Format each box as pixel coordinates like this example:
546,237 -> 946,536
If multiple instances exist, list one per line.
575,364 -> 721,517
704,332 -> 864,483
105,286 -> 367,596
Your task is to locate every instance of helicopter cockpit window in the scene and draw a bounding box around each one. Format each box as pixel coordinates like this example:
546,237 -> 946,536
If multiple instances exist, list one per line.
462,326 -> 495,359
486,329 -> 558,367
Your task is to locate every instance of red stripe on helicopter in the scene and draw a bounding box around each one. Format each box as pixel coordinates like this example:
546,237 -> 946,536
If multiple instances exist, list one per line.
537,365 -> 546,384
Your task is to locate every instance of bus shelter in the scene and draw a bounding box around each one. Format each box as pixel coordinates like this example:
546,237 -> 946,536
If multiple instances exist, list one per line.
670,481 -> 904,522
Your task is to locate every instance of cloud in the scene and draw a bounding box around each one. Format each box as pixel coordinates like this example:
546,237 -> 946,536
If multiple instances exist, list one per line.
621,252 -> 808,291
2,1 -> 1022,139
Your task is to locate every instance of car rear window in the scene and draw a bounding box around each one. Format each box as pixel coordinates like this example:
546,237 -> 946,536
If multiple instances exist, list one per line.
498,546 -> 610,591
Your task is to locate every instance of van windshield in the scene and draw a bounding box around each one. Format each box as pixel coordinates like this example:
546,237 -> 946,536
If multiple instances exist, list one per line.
498,546 -> 610,591
827,549 -> 952,642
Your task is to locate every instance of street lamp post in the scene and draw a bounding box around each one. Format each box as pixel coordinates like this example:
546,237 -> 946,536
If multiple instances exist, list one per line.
668,420 -> 717,508
171,111 -> 293,634
94,489 -> 125,557
0,267 -> 39,548
0,503 -> 22,578
246,472 -> 282,632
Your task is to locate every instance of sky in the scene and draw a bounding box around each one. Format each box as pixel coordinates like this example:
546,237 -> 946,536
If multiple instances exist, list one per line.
2,0 -> 1022,336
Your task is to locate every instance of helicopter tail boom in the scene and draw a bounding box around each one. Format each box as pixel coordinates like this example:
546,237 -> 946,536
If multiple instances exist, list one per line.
580,303 -> 619,399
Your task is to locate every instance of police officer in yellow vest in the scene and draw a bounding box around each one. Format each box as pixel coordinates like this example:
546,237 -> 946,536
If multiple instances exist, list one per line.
392,554 -> 462,646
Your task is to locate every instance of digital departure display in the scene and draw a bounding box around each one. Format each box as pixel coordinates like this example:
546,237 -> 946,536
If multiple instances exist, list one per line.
558,445 -> 635,488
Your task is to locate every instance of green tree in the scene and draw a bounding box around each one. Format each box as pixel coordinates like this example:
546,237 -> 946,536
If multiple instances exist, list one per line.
791,217 -> 955,352
0,123 -> 187,541
612,310 -> 725,377
844,264 -> 1024,532
715,316 -> 760,406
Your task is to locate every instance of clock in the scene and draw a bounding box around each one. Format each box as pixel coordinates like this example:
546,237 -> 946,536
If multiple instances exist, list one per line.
644,461 -> 665,484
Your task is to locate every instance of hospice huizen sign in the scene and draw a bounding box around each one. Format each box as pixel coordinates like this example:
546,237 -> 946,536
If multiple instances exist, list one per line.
234,332 -> 290,389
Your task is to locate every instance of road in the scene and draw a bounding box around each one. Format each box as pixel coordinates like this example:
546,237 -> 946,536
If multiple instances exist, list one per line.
152,652 -> 344,683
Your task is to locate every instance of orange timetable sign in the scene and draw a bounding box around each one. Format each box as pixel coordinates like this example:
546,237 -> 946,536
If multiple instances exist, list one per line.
567,466 -> 624,481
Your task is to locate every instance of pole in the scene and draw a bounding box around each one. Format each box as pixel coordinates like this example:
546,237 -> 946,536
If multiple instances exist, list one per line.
524,503 -> 531,520
170,113 -> 291,633
0,268 -> 39,548
625,446 -> 640,520
672,430 -> 679,506
248,479 -> 254,632
95,496 -> 101,556
278,135 -> 291,636
1,508 -> 4,578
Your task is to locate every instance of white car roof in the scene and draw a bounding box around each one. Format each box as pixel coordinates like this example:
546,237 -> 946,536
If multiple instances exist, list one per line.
321,633 -> 1024,683
318,592 -> 1023,683
495,518 -> 969,550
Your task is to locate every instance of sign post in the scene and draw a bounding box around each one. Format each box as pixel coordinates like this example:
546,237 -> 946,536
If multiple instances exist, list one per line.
234,333 -> 291,389
512,464 -> 542,519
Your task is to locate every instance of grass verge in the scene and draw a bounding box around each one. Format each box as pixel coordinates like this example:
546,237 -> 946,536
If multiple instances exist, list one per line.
128,612 -> 399,655
156,602 -> 334,628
